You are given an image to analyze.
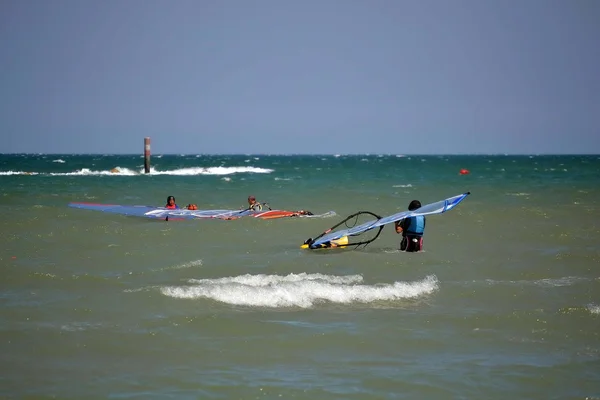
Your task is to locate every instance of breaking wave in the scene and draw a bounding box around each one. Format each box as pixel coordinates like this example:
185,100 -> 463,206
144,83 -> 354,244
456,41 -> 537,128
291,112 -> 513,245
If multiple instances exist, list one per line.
160,273 -> 439,308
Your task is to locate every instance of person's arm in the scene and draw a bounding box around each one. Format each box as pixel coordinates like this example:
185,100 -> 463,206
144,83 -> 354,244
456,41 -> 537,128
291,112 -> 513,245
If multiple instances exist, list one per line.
395,219 -> 410,234
394,220 -> 402,234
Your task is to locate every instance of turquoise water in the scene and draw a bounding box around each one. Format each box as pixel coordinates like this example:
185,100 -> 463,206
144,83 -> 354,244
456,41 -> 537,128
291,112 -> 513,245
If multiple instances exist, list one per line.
1,154 -> 599,398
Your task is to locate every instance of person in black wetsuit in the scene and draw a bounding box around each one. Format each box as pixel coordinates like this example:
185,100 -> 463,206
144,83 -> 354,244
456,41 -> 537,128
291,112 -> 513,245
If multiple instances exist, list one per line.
247,195 -> 263,211
394,200 -> 426,252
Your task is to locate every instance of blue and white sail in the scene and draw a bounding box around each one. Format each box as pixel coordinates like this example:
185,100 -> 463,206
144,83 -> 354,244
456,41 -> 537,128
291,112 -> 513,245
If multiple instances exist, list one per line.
67,202 -> 253,220
305,192 -> 470,249
68,202 -> 331,221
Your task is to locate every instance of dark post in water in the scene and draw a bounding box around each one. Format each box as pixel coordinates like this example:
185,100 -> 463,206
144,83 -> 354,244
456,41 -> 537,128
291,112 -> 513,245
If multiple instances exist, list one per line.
144,137 -> 151,173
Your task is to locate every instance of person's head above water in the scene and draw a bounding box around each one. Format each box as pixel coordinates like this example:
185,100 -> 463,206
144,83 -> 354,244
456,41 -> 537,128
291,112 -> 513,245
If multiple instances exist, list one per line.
167,196 -> 176,205
248,195 -> 256,205
408,200 -> 421,211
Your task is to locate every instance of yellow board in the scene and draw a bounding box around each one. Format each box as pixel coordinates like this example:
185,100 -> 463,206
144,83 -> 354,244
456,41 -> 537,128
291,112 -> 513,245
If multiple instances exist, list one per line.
332,236 -> 349,246
301,236 -> 349,249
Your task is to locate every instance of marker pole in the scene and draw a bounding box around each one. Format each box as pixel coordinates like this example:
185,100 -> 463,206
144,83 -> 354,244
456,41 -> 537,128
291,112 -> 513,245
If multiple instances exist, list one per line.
144,137 -> 151,174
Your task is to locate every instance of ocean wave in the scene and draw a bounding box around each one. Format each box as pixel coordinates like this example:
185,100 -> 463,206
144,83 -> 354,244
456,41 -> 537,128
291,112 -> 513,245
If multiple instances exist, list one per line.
50,167 -> 138,176
588,304 -> 600,314
0,171 -> 39,175
124,285 -> 161,293
52,159 -> 66,163
60,322 -> 104,331
149,166 -> 273,175
483,276 -> 592,288
161,273 -> 438,308
532,276 -> 589,287
31,272 -> 58,279
164,259 -> 203,271
559,305 -> 600,315
0,166 -> 274,176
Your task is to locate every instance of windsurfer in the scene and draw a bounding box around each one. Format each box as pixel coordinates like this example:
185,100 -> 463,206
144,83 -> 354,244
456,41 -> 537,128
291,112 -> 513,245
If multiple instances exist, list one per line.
293,210 -> 313,216
247,195 -> 263,211
394,200 -> 425,252
165,196 -> 179,210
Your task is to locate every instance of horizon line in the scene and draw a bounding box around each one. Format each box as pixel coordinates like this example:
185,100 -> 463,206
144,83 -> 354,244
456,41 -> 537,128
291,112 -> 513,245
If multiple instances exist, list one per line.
2,152 -> 600,157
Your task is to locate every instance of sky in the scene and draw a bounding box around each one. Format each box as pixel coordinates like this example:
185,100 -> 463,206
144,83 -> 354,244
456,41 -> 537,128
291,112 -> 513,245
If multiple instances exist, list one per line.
1,0 -> 599,155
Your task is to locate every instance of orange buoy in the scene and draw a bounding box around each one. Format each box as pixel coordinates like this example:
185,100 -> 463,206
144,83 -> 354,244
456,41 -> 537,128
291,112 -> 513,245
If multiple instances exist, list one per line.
459,169 -> 470,175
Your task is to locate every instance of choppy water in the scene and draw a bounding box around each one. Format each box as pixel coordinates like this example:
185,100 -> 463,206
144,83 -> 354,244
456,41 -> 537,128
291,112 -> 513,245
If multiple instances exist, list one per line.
1,154 -> 599,399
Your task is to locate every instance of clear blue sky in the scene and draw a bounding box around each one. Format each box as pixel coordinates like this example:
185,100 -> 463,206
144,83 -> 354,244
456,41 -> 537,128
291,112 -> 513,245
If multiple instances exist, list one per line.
1,0 -> 599,154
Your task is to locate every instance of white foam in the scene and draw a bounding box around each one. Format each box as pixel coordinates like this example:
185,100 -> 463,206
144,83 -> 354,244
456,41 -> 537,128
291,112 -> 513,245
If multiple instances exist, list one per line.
149,166 -> 273,175
168,259 -> 203,270
52,159 -> 66,163
4,166 -> 273,177
534,276 -> 583,287
587,304 -> 600,314
49,167 -> 137,176
161,273 -> 439,308
188,272 -> 363,286
0,171 -> 39,175
393,184 -> 413,188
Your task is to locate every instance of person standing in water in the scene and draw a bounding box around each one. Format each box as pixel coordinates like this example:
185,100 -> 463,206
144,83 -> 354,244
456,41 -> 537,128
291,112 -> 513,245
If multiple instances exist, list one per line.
394,200 -> 425,252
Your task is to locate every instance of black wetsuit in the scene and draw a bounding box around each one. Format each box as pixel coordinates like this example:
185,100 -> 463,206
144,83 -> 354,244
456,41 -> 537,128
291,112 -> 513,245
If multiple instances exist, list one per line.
248,202 -> 262,211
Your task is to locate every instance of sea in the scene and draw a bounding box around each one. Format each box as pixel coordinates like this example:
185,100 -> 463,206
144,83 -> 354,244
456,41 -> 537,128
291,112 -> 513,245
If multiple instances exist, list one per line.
1,154 -> 599,399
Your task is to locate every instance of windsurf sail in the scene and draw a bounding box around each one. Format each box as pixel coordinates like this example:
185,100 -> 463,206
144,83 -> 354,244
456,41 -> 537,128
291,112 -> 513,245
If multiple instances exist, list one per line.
302,192 -> 470,249
67,203 -> 249,220
68,202 -> 333,221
